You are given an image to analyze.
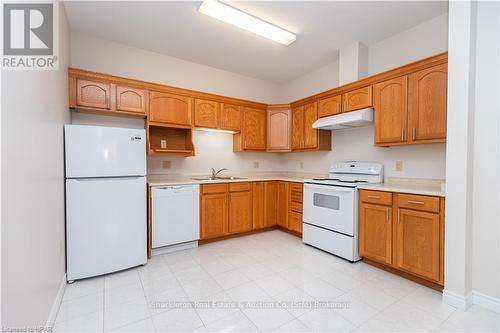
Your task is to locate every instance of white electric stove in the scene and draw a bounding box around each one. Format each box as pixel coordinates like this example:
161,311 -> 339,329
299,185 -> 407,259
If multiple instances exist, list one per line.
302,161 -> 384,262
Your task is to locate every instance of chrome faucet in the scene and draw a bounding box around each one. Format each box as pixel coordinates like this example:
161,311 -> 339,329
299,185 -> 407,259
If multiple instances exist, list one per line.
211,168 -> 228,179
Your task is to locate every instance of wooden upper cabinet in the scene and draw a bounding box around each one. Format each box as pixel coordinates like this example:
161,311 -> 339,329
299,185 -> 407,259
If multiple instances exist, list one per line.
303,102 -> 318,149
149,91 -> 192,127
242,108 -> 266,150
194,99 -> 219,129
116,86 -> 146,114
409,63 -> 448,143
318,95 -> 342,118
76,79 -> 111,110
220,103 -> 241,131
264,182 -> 278,227
291,106 -> 304,150
277,182 -> 289,228
374,76 -> 408,145
395,208 -> 440,281
252,182 -> 265,229
343,86 -> 372,112
359,203 -> 392,265
267,109 -> 291,152
228,190 -> 253,234
200,192 -> 228,240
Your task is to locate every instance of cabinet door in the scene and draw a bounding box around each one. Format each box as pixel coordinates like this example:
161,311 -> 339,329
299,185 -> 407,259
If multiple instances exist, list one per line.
220,103 -> 241,131
264,182 -> 278,227
228,191 -> 252,234
242,108 -> 266,150
409,63 -> 448,143
252,182 -> 265,229
116,86 -> 146,114
318,95 -> 342,118
149,91 -> 192,127
200,193 -> 228,239
395,208 -> 440,281
76,79 -> 111,109
194,99 -> 219,129
277,182 -> 289,228
374,76 -> 408,145
359,203 -> 392,264
291,106 -> 304,150
289,211 -> 302,233
303,102 -> 318,149
343,86 -> 372,112
267,109 -> 291,151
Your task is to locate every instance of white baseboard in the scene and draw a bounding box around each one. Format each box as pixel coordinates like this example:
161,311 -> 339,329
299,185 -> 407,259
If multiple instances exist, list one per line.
473,291 -> 500,314
152,241 -> 198,256
45,273 -> 67,327
443,289 -> 473,310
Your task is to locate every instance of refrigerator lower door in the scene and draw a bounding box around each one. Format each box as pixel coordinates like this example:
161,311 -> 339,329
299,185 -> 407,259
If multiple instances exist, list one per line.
66,176 -> 147,281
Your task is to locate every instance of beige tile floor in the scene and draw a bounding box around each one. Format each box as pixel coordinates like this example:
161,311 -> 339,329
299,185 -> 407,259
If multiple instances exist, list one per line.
54,230 -> 500,332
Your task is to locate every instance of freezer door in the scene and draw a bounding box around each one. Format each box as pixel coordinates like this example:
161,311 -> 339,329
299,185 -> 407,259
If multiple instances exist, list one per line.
65,125 -> 146,178
66,176 -> 147,281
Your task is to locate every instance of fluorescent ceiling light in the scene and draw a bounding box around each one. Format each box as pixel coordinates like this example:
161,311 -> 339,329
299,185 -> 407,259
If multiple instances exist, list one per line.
198,0 -> 296,46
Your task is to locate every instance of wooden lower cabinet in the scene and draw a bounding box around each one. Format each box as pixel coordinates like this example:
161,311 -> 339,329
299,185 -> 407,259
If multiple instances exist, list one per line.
288,183 -> 304,234
277,182 -> 289,228
252,182 -> 265,229
289,211 -> 302,234
395,208 -> 440,281
359,190 -> 444,286
359,203 -> 392,265
200,192 -> 228,239
264,182 -> 278,227
228,190 -> 253,233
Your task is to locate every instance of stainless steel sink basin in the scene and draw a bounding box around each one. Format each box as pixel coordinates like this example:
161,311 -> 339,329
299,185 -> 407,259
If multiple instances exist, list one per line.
191,176 -> 248,181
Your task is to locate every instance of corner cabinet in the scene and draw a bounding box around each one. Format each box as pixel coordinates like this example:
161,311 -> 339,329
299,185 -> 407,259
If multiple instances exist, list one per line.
267,107 -> 291,152
233,107 -> 267,151
291,102 -> 331,151
359,190 -> 445,287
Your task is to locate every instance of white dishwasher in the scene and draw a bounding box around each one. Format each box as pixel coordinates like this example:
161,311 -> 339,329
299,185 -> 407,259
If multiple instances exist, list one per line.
152,184 -> 200,250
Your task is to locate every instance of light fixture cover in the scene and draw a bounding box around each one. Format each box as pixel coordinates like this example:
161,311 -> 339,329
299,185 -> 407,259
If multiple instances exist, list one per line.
198,0 -> 296,46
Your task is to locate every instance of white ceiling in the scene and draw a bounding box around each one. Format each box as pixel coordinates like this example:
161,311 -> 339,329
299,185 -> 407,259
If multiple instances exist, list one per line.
64,1 -> 448,83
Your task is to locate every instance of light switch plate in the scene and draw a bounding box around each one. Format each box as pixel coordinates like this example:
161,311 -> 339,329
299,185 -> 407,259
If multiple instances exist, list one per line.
300,161 -> 304,169
162,160 -> 171,169
253,161 -> 260,169
395,160 -> 403,171
160,140 -> 167,149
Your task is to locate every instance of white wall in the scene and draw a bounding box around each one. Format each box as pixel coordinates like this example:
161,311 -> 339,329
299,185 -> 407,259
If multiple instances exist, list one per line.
1,4 -> 71,327
70,32 -> 281,104
368,13 -> 448,75
471,0 -> 499,303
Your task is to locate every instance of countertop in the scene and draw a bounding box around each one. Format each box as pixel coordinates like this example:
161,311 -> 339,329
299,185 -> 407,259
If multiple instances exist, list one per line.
357,178 -> 445,197
147,172 -> 326,187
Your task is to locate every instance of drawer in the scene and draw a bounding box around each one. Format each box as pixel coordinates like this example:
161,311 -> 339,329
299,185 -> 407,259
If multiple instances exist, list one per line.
289,211 -> 302,233
397,193 -> 440,213
290,183 -> 303,203
201,183 -> 228,194
229,182 -> 251,192
290,201 -> 303,213
360,190 -> 392,205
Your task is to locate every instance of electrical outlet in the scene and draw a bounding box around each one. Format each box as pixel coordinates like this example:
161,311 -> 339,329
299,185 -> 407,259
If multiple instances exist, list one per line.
253,161 -> 260,169
395,160 -> 403,172
300,161 -> 304,169
160,140 -> 167,149
162,160 -> 171,169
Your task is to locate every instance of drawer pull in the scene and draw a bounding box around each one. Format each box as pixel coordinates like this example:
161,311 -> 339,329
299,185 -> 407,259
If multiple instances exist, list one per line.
386,207 -> 389,222
398,209 -> 401,224
407,200 -> 425,205
367,195 -> 380,199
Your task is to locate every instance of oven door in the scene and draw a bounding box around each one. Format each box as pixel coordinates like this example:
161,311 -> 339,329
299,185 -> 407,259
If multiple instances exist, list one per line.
303,183 -> 356,236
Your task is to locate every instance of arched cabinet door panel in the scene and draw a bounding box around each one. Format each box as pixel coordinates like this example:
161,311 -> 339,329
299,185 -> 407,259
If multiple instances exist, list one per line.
149,91 -> 192,127
76,79 -> 111,110
194,99 -> 219,129
116,86 -> 146,114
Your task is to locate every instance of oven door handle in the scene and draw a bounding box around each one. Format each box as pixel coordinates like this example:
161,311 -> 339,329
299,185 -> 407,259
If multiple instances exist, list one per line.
304,183 -> 356,193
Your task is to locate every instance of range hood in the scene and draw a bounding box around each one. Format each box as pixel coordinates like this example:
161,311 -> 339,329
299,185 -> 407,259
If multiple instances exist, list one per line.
312,108 -> 374,130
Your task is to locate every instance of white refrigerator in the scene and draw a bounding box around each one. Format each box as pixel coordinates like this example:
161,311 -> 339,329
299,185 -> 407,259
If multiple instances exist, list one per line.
65,125 -> 147,281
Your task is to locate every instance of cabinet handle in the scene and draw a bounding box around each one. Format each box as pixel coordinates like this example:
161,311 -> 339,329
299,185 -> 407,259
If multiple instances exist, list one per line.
228,193 -> 231,203
407,200 -> 425,205
386,207 -> 389,222
412,128 -> 416,141
398,209 -> 401,224
401,128 -> 405,141
367,195 -> 380,199
225,193 -> 228,204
